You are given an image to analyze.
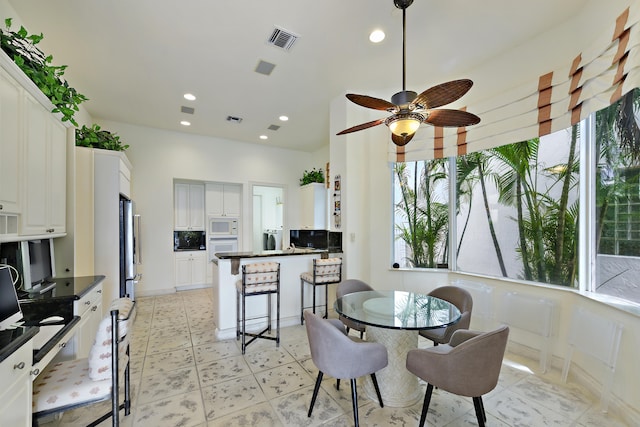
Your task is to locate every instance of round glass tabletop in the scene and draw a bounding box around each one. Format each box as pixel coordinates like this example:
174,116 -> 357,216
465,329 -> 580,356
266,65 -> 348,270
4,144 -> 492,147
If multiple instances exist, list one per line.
334,290 -> 461,330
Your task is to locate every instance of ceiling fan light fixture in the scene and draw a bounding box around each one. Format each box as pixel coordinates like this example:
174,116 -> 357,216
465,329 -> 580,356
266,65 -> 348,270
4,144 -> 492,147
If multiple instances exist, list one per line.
386,112 -> 424,137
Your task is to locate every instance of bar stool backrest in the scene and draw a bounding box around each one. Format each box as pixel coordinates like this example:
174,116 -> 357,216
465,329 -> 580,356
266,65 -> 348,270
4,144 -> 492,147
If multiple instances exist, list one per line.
312,258 -> 342,283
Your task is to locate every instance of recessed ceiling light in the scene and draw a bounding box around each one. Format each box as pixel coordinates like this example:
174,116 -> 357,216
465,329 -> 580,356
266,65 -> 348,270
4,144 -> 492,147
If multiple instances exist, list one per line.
184,93 -> 196,101
259,135 -> 268,140
279,115 -> 289,121
369,29 -> 385,43
180,120 -> 191,126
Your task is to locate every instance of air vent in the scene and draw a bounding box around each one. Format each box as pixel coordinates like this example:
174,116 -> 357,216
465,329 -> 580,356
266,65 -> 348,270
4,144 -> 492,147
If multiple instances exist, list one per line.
181,106 -> 195,114
255,60 -> 276,76
267,26 -> 299,51
226,115 -> 243,124
268,124 -> 280,131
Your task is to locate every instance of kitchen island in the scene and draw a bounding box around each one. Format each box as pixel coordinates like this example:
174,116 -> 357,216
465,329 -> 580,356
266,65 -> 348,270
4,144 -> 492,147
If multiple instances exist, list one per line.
212,249 -> 340,339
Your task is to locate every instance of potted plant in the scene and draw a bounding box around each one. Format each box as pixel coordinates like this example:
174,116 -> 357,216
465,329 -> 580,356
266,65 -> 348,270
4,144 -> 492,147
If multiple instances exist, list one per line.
0,18 -> 87,126
75,124 -> 129,152
300,168 -> 325,186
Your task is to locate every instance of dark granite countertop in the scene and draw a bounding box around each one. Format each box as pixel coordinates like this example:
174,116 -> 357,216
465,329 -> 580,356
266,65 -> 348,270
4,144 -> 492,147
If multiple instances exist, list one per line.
18,275 -> 105,302
216,249 -> 341,260
0,325 -> 38,363
0,275 -> 105,365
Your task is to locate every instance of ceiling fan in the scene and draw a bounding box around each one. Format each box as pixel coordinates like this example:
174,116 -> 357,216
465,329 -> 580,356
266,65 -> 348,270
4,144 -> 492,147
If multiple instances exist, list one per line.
337,0 -> 481,146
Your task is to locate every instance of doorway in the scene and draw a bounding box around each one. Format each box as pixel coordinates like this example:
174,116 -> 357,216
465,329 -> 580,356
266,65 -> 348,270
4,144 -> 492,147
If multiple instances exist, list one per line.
251,184 -> 285,252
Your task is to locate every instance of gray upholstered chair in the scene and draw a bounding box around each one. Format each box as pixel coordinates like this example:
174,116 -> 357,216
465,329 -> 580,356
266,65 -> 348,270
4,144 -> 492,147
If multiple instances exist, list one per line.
304,310 -> 387,427
336,279 -> 373,338
406,325 -> 510,427
420,285 -> 473,345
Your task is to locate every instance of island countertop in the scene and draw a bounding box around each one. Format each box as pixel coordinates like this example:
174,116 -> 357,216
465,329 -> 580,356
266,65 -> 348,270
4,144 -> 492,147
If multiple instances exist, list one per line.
215,248 -> 339,261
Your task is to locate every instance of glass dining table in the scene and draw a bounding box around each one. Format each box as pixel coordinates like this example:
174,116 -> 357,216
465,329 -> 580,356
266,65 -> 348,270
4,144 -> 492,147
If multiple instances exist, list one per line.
334,290 -> 461,407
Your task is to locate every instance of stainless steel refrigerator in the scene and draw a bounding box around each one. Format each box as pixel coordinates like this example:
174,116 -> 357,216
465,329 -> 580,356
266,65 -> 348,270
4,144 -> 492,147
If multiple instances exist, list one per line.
119,197 -> 142,299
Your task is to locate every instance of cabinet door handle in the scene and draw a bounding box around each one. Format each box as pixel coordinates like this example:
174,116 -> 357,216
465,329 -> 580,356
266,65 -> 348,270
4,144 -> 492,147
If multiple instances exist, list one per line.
0,204 -> 3,210
85,300 -> 91,305
31,368 -> 40,376
14,361 -> 25,370
91,305 -> 98,311
59,342 -> 66,348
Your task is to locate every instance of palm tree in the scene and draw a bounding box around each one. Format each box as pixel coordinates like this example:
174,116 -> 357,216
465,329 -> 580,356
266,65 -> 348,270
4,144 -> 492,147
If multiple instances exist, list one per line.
457,152 -> 508,276
395,160 -> 449,268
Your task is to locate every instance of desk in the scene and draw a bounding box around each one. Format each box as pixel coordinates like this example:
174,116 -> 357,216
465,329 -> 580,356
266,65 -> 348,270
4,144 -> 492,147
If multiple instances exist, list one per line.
335,290 -> 461,407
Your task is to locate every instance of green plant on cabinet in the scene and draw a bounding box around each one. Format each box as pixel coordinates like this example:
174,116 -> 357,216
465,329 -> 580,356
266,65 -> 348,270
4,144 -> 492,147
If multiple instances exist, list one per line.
76,124 -> 129,152
0,18 -> 88,126
300,168 -> 325,186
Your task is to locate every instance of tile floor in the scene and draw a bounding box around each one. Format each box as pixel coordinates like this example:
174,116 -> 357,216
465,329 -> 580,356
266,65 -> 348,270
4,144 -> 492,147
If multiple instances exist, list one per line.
40,289 -> 629,426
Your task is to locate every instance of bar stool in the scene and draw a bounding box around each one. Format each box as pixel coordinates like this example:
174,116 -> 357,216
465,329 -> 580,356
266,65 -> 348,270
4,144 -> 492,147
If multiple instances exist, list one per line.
300,257 -> 342,324
236,262 -> 280,354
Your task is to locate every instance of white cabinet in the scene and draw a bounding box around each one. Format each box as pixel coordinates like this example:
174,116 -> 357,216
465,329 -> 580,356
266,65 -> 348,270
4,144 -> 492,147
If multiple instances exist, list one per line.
20,93 -> 67,236
66,283 -> 103,359
175,251 -> 207,287
206,183 -> 241,217
175,183 -> 205,230
0,68 -> 21,215
300,183 -> 327,229
0,340 -> 32,427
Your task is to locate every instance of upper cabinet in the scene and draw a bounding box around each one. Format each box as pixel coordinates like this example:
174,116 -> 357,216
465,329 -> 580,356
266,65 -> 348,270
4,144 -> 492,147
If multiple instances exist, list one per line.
300,183 -> 327,230
20,93 -> 67,236
0,68 -> 21,215
0,51 -> 70,239
206,183 -> 241,218
174,182 -> 205,230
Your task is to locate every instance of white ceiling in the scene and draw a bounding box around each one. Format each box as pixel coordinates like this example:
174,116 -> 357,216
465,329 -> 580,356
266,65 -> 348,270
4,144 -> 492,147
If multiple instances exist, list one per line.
6,0 -> 590,152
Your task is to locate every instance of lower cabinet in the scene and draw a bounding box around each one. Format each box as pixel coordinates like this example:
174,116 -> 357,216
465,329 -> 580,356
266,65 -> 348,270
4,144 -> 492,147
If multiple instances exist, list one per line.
175,251 -> 207,287
57,282 -> 103,360
0,340 -> 32,427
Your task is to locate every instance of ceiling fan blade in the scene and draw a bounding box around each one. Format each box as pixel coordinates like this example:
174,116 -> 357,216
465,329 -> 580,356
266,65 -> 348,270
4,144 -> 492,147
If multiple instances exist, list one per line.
392,132 -> 415,146
336,118 -> 385,135
346,94 -> 397,111
424,109 -> 481,127
412,79 -> 474,110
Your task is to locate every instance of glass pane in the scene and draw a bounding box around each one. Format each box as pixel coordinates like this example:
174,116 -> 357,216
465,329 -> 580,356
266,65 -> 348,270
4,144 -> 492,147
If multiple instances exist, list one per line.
456,128 -> 580,287
595,88 -> 640,303
392,160 -> 449,268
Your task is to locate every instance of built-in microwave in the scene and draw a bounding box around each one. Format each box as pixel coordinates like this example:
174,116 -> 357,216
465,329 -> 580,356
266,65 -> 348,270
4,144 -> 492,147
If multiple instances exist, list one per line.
209,216 -> 238,236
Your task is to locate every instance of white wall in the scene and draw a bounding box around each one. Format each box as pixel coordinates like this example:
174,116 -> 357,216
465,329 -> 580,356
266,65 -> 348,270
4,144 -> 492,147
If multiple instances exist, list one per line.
97,119 -> 327,296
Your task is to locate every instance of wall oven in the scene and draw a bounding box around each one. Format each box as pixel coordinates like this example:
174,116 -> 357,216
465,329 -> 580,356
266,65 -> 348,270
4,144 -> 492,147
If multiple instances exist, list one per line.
209,216 -> 238,236
209,237 -> 238,261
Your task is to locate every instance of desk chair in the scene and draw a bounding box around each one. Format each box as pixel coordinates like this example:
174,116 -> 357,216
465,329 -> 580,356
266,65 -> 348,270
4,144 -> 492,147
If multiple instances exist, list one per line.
406,326 -> 509,427
236,262 -> 280,354
32,298 -> 136,427
300,257 -> 342,324
304,310 -> 387,427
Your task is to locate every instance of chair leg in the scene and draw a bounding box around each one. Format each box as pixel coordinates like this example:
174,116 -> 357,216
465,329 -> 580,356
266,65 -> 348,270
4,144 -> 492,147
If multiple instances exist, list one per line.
336,378 -> 340,390
267,292 -> 272,333
473,396 -> 486,426
276,288 -> 280,346
370,373 -> 384,408
350,378 -> 360,427
241,292 -> 247,354
300,279 -> 305,325
418,384 -> 434,427
323,284 -> 328,318
308,372 -> 324,417
236,289 -> 240,340
312,283 -> 317,315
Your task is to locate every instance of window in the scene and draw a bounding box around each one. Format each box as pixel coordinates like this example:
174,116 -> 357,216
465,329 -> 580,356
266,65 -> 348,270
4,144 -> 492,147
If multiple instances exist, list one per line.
393,160 -> 449,268
455,130 -> 580,287
595,88 -> 640,303
392,89 -> 640,304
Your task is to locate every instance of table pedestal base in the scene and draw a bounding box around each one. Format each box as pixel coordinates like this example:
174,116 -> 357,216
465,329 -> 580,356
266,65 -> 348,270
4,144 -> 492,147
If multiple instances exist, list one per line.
363,326 -> 422,407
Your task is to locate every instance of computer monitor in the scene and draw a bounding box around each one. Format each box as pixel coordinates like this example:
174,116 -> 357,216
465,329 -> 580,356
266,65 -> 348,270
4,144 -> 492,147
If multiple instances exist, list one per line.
21,239 -> 56,291
0,266 -> 22,330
